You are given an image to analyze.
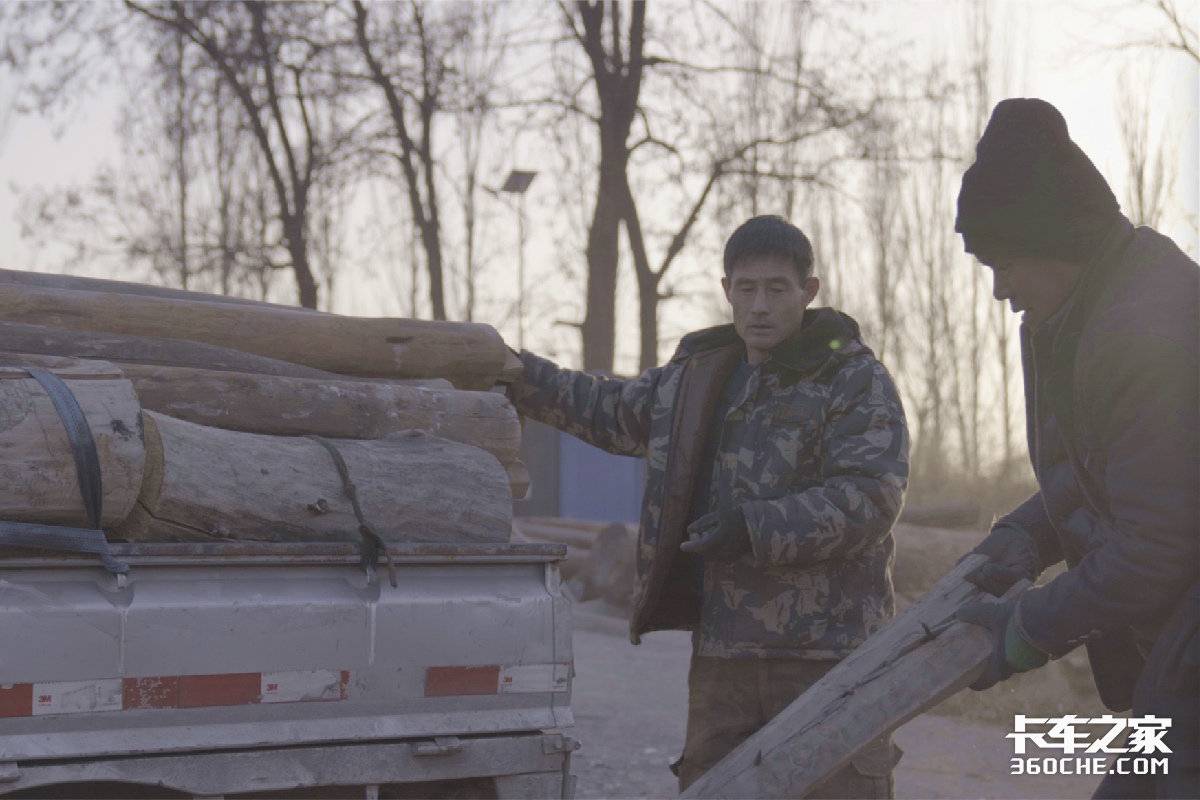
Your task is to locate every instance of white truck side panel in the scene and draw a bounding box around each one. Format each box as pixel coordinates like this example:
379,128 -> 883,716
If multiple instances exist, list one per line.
0,547 -> 573,767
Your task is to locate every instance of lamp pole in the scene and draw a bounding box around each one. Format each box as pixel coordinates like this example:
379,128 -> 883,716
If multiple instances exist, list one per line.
497,169 -> 537,351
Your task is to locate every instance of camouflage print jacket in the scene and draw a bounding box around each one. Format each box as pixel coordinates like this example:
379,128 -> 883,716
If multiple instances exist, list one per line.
510,308 -> 910,659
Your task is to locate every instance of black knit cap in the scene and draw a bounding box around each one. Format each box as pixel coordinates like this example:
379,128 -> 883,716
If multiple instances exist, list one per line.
955,97 -> 1120,263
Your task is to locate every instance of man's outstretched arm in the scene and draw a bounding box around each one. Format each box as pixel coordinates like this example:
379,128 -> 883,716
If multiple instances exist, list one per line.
507,350 -> 666,458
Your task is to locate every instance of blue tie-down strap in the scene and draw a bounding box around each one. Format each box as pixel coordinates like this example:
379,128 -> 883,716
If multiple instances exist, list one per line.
0,520 -> 128,574
0,368 -> 128,575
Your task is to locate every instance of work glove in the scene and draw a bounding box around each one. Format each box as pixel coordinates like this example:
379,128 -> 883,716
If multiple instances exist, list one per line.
963,525 -> 1039,597
680,507 -> 751,562
956,593 -> 1048,691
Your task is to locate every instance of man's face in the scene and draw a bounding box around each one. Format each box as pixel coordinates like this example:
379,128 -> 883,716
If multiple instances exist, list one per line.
722,255 -> 818,362
979,253 -> 1083,328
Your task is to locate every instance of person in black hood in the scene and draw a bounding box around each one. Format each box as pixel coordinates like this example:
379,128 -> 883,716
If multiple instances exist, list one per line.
953,97 -> 1199,800
508,215 -> 910,796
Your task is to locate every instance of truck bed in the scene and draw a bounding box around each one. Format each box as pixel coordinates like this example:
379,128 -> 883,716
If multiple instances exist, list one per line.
0,541 -> 572,768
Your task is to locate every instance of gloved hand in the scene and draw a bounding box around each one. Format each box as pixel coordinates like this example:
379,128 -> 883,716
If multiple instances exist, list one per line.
956,593 -> 1048,690
680,507 -> 751,562
964,526 -> 1039,597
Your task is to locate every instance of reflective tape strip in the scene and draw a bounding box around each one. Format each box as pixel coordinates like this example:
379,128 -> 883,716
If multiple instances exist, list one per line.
32,679 -> 123,716
499,663 -> 571,694
260,669 -> 349,704
424,665 -> 501,697
0,684 -> 33,718
426,663 -> 571,696
0,670 -> 352,717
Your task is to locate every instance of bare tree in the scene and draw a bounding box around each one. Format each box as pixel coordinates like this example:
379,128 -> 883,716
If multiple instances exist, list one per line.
1115,66 -> 1175,228
1114,0 -> 1200,63
562,1 -> 875,370
450,2 -> 510,322
352,1 -> 476,320
125,1 -> 349,309
557,0 -> 647,371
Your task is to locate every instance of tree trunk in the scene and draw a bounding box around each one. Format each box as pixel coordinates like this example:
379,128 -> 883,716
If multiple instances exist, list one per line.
637,271 -> 659,372
0,321 -> 334,379
118,363 -> 523,468
0,283 -> 511,388
581,163 -> 623,371
286,217 -> 320,310
119,412 -> 511,544
0,366 -> 144,528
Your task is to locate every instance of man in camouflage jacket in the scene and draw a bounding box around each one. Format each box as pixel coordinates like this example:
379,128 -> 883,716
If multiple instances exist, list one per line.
509,216 -> 910,796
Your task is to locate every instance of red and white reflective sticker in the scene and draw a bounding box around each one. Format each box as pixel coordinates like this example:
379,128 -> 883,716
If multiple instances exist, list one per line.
0,670 -> 351,719
425,663 -> 570,697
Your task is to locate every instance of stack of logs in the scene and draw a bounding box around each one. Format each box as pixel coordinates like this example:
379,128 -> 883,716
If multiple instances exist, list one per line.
0,269 -> 527,546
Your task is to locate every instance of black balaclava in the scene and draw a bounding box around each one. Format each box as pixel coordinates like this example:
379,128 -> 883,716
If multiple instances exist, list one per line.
955,97 -> 1121,263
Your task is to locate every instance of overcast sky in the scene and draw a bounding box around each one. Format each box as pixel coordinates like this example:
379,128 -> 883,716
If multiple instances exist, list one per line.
0,0 -> 1195,372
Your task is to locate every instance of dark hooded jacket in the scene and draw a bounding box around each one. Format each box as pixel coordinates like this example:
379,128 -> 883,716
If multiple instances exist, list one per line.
511,309 -> 910,658
998,216 -> 1200,710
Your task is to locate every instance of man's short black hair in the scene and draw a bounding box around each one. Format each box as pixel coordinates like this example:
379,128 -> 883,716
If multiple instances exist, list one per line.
723,215 -> 814,279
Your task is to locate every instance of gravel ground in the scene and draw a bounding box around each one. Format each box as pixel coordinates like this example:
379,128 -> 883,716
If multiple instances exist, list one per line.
568,604 -> 1101,799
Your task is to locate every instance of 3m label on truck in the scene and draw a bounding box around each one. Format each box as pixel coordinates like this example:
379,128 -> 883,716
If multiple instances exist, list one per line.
0,670 -> 351,718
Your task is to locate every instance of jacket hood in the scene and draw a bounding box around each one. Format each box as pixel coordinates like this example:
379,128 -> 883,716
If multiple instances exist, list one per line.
671,307 -> 866,375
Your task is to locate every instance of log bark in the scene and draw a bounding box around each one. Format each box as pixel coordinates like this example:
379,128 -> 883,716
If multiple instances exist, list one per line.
115,363 -> 523,467
681,555 -> 1001,799
0,321 -> 334,379
0,283 -> 510,388
118,412 -> 511,544
0,354 -> 525,495
0,267 -> 319,313
0,366 -> 144,527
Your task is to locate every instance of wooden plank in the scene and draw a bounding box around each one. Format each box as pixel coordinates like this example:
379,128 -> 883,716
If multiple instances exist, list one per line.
682,555 -> 1003,799
0,283 -> 511,388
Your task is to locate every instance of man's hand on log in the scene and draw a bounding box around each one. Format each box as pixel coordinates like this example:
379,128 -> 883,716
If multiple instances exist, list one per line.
681,507 -> 751,561
955,591 -> 1048,690
962,525 -> 1038,596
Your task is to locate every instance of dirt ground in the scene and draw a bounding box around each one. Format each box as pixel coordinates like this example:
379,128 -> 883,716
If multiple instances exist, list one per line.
568,602 -> 1102,800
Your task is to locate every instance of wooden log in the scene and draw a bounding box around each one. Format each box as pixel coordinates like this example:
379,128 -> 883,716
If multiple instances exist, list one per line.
113,363 -> 524,467
500,347 -> 524,384
0,321 -> 334,379
681,555 -> 1002,799
0,354 -> 524,495
117,412 -> 511,544
0,283 -> 510,389
0,268 -> 318,312
0,364 -> 144,528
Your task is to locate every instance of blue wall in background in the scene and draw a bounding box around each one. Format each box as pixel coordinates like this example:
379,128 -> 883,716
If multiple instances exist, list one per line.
558,431 -> 645,523
514,419 -> 644,523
